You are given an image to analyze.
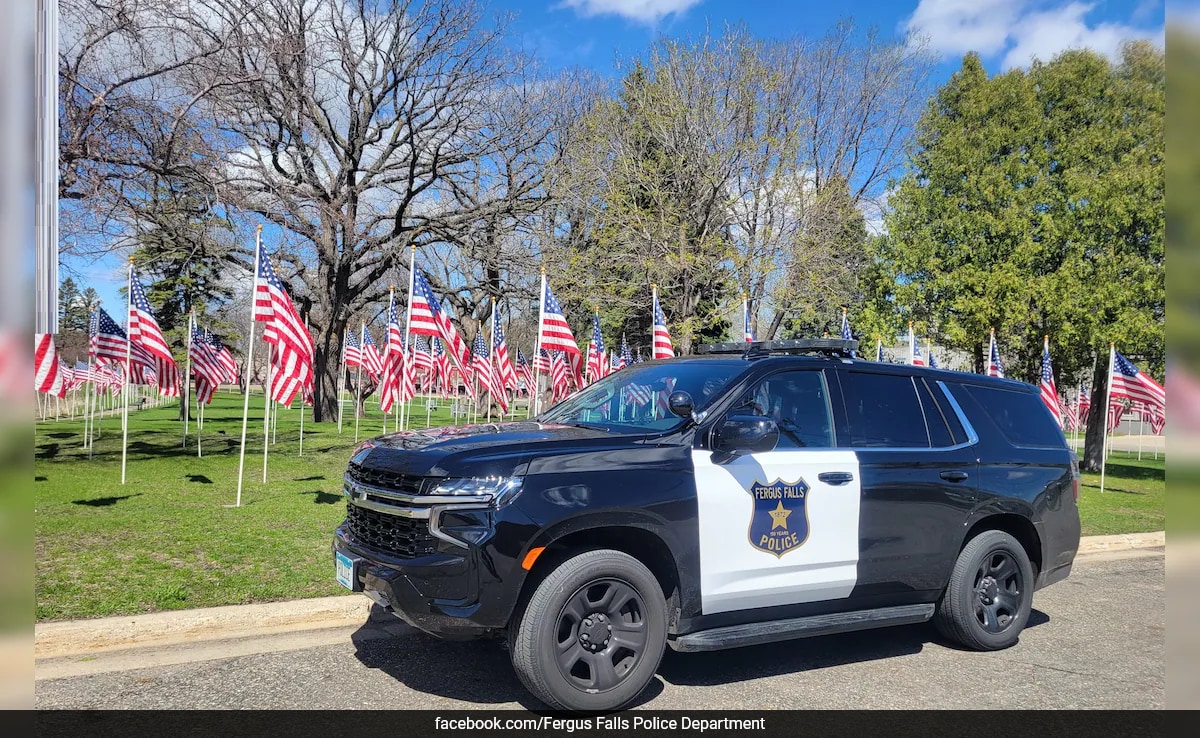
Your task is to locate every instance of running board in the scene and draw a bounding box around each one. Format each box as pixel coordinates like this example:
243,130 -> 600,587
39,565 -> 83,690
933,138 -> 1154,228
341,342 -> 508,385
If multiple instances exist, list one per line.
669,603 -> 936,652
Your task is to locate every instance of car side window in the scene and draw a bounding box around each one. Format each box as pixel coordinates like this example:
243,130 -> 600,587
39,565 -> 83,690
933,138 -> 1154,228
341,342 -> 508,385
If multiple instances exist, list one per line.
729,370 -> 834,449
841,371 -> 932,448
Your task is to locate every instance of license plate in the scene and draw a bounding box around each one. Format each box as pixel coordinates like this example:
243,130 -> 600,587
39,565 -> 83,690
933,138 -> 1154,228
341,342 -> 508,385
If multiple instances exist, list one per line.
335,550 -> 359,591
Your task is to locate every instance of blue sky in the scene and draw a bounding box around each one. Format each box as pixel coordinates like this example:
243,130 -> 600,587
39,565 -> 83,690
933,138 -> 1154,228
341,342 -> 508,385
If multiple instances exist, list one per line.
71,0 -> 1166,315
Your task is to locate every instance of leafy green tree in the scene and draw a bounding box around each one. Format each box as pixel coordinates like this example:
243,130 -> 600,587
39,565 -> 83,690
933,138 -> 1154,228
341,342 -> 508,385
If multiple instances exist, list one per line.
880,44 -> 1163,471
57,277 -> 89,333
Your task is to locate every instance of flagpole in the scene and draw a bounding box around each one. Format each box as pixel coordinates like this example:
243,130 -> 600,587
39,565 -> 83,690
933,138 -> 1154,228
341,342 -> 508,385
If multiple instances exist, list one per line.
403,246 -> 416,432
534,269 -> 546,417
120,261 -> 132,485
234,225 -> 264,507
83,353 -> 94,450
337,328 -> 347,434
183,310 -> 193,449
299,313 -> 307,456
1100,344 -> 1115,494
197,391 -> 204,458
1137,407 -> 1144,461
354,322 -> 364,443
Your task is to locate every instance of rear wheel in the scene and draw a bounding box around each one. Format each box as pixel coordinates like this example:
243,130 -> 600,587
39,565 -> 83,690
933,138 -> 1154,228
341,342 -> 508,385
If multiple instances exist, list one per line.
934,530 -> 1034,651
510,549 -> 667,712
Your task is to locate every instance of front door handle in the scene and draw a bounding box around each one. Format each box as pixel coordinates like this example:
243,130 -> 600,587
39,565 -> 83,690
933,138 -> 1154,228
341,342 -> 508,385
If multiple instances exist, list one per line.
940,471 -> 969,482
818,472 -> 854,486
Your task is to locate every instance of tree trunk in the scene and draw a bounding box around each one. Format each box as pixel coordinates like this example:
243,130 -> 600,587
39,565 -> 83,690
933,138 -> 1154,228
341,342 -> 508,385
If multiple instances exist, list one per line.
973,340 -> 984,375
177,383 -> 192,421
1081,353 -> 1110,472
312,322 -> 345,423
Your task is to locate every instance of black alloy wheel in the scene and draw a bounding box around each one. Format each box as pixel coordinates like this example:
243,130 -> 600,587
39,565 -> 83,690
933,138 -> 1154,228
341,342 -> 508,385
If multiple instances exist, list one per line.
553,578 -> 648,693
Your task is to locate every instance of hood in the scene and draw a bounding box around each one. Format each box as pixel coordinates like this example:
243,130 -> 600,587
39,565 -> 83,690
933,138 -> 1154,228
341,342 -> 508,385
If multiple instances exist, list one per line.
352,420 -> 637,478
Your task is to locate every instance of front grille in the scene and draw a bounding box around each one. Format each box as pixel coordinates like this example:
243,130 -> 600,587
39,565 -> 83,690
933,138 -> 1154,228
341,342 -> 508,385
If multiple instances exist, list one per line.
344,503 -> 438,558
347,463 -> 424,495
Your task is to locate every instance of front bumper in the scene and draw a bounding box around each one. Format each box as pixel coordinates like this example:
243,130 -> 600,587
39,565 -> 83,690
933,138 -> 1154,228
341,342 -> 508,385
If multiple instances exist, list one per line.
333,515 -> 525,640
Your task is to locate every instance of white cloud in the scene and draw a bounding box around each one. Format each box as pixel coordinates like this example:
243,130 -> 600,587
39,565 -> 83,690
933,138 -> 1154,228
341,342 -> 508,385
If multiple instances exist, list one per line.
557,0 -> 702,25
903,0 -> 1027,56
1002,2 -> 1161,69
903,0 -> 1164,69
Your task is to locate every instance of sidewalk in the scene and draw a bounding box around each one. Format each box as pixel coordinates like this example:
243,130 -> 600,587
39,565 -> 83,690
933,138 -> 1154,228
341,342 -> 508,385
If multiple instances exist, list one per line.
35,531 -> 1166,659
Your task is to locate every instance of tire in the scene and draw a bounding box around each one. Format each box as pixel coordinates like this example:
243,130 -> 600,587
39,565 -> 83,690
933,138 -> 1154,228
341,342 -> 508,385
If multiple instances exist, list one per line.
510,549 -> 668,712
933,530 -> 1035,651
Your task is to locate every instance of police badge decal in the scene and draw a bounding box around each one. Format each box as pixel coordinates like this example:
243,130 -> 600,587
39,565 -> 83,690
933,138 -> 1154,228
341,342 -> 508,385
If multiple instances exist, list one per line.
747,478 -> 811,557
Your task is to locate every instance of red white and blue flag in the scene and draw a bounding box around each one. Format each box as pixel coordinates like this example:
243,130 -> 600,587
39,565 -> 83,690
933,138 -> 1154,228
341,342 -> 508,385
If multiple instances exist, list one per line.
34,333 -> 66,398
1039,336 -> 1062,427
129,274 -> 181,397
549,350 -> 572,402
344,328 -> 363,370
908,324 -> 924,367
473,330 -> 507,412
652,287 -> 673,360
380,293 -> 407,413
586,313 -> 607,383
254,244 -> 314,405
1078,383 -> 1091,425
987,330 -> 1004,378
840,310 -> 855,357
618,335 -> 631,370
361,327 -> 384,380
491,321 -> 518,391
189,323 -> 226,405
539,277 -> 580,359
514,348 -> 534,392
412,335 -> 434,386
205,329 -> 238,384
1110,350 -> 1165,415
432,337 -> 451,397
409,270 -> 471,382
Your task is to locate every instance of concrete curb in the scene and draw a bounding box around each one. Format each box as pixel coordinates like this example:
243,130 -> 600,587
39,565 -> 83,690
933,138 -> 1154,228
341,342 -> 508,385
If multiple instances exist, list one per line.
1076,530 -> 1164,554
36,531 -> 1166,659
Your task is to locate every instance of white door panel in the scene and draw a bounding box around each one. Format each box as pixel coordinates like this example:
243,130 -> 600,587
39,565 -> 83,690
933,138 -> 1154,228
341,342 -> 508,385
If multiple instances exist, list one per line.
693,448 -> 862,615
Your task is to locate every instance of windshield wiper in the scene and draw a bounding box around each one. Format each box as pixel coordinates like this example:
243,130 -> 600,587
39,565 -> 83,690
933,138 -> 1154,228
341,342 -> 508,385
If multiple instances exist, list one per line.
563,420 -> 612,433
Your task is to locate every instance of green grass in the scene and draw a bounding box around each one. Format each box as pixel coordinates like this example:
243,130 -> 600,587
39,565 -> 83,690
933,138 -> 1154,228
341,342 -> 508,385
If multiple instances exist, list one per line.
35,391 -> 1164,621
1077,453 -> 1165,536
34,389 -> 519,622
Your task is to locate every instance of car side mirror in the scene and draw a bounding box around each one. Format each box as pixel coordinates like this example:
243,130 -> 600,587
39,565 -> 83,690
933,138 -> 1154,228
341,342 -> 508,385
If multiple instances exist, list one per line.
667,390 -> 694,419
711,414 -> 779,464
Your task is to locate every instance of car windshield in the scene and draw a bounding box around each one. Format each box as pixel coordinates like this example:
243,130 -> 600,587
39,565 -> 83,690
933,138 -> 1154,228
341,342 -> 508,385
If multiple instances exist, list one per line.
537,361 -> 745,433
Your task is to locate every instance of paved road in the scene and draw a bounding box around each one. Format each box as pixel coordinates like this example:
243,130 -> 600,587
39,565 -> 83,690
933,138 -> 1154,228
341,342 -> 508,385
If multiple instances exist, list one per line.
35,549 -> 1164,710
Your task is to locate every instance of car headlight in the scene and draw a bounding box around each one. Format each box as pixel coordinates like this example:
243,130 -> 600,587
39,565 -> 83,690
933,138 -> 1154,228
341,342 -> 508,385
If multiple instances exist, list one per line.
429,476 -> 524,507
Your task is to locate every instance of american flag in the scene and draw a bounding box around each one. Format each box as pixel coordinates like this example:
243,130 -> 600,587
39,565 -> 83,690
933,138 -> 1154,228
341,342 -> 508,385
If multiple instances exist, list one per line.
189,323 -> 226,405
361,327 -> 385,380
616,335 -> 631,370
1078,383 -> 1091,425
35,333 -> 66,397
254,244 -> 314,405
1039,337 -> 1062,427
92,307 -> 153,370
1108,400 -> 1126,431
1062,395 -> 1078,431
129,274 -> 181,397
344,328 -> 363,370
473,330 -> 507,412
652,288 -> 673,359
840,310 -> 855,357
379,293 -> 407,413
743,295 -> 754,342
514,348 -> 534,392
539,277 -> 580,357
432,337 -> 451,397
1110,350 -> 1165,415
401,340 -> 416,405
409,270 -> 472,382
609,349 -> 619,374
908,324 -> 924,367
491,322 -> 518,391
412,335 -> 434,387
655,376 -> 677,418
624,380 -> 653,407
533,346 -> 551,373
928,344 -> 939,369
205,329 -> 238,384
586,313 -> 607,383
549,350 -> 572,402
987,330 -> 1004,378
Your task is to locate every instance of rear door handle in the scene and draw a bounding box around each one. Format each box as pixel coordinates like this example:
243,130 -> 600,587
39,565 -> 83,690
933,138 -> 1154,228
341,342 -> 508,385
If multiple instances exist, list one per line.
940,471 -> 969,482
818,472 -> 854,486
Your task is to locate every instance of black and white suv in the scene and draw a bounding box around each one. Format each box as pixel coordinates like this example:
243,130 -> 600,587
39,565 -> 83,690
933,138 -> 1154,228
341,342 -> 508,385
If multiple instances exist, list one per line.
333,339 -> 1081,712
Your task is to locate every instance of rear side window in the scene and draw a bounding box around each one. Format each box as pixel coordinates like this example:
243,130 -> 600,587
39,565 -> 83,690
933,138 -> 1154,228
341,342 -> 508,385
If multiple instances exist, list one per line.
841,372 -> 930,448
954,384 -> 1064,448
914,378 -> 957,447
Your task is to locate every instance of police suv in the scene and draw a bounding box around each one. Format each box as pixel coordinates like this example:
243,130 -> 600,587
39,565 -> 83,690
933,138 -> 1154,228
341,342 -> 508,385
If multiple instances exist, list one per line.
333,339 -> 1081,712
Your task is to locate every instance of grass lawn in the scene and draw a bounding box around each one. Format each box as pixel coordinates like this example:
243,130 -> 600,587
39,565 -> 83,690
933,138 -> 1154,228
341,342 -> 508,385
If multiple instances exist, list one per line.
35,391 -> 1164,621
34,389 -> 517,621
1077,452 -> 1165,536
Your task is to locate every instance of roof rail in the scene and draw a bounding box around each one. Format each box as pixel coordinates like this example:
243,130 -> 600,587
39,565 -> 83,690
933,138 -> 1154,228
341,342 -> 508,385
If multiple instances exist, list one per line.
696,338 -> 859,359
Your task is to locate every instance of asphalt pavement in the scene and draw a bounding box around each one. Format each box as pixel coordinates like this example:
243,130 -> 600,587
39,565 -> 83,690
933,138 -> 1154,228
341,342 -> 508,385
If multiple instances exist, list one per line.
34,549 -> 1164,710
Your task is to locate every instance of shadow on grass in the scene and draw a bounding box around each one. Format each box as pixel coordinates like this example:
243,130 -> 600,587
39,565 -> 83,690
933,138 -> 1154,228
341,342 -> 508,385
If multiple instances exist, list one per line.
186,474 -> 214,484
1081,485 -> 1148,496
46,432 -> 77,439
296,475 -> 326,481
72,493 -> 143,507
1102,463 -> 1165,482
301,490 -> 342,504
35,476 -> 47,482
36,444 -> 60,459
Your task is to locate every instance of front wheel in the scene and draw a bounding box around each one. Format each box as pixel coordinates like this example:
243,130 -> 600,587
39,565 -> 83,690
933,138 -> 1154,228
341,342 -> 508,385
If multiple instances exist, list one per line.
934,529 -> 1035,651
510,549 -> 668,712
